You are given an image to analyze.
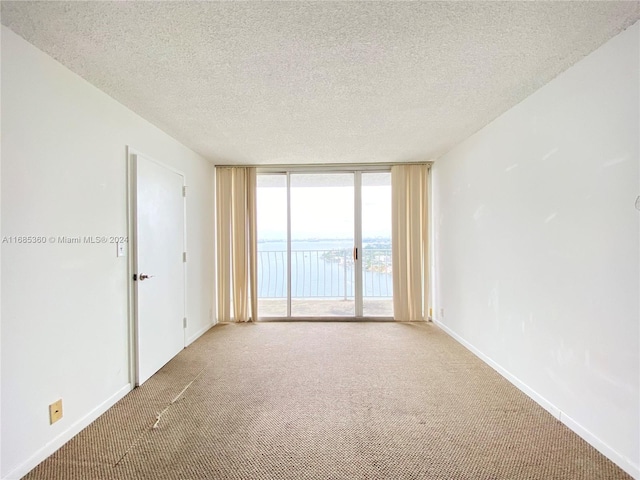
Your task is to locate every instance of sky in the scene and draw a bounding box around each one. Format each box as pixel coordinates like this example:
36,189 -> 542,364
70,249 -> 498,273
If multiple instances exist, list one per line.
257,175 -> 391,241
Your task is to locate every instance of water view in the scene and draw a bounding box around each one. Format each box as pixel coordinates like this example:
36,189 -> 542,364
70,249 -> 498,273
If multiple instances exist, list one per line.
257,239 -> 392,299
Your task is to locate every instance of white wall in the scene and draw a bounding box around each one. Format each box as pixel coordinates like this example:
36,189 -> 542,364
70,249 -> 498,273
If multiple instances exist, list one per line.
433,22 -> 639,478
1,26 -> 215,479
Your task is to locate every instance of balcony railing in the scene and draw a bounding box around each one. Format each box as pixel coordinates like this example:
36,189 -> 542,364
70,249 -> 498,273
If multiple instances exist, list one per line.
258,249 -> 392,299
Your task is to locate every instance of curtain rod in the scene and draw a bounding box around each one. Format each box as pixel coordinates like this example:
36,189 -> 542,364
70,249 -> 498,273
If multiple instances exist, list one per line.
215,161 -> 433,169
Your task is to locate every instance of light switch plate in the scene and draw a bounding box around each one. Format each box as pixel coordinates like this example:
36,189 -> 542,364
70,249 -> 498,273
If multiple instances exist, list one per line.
117,242 -> 126,257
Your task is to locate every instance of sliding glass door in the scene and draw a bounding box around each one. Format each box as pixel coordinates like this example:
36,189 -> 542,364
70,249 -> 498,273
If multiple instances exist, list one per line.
361,172 -> 393,317
257,169 -> 392,319
290,173 -> 355,316
256,174 -> 288,317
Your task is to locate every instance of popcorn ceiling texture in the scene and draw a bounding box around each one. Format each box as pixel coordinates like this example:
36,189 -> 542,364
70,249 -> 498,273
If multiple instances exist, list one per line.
1,1 -> 639,165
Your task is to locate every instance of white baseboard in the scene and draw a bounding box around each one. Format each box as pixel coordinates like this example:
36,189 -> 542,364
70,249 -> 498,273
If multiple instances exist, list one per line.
185,321 -> 214,346
433,320 -> 561,417
433,319 -> 639,480
2,384 -> 132,480
559,411 -> 639,479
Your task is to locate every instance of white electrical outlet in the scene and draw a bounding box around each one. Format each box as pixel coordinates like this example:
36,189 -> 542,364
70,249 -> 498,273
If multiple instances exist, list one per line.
440,308 -> 445,318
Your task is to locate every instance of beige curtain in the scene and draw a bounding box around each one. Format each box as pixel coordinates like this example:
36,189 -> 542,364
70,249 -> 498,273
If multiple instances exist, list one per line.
391,164 -> 429,321
216,167 -> 257,322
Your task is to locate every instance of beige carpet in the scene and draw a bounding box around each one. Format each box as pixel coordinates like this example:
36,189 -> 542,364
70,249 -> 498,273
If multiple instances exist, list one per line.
25,322 -> 630,479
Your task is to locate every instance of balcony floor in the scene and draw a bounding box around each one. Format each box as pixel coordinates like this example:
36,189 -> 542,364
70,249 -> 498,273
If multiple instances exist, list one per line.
258,298 -> 393,318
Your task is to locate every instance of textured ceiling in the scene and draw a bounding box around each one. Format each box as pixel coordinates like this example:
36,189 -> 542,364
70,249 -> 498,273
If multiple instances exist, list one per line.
2,2 -> 639,165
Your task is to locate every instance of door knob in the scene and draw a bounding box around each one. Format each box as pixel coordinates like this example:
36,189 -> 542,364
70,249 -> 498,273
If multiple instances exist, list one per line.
139,274 -> 154,281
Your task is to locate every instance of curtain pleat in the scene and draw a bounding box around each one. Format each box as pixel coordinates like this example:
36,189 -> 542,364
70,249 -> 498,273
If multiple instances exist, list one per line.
247,170 -> 258,322
391,164 -> 429,321
216,169 -> 232,321
216,167 -> 257,322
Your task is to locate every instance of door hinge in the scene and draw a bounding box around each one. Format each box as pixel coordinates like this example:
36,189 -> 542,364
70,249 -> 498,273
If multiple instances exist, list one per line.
182,186 -> 187,197
183,317 -> 187,328
183,252 -> 187,262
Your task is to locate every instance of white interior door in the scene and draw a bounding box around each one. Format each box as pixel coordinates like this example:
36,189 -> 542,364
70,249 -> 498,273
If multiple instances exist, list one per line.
134,154 -> 186,385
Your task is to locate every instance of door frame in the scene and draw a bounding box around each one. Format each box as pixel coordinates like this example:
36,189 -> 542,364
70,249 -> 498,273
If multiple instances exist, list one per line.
256,166 -> 393,321
126,146 -> 188,386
